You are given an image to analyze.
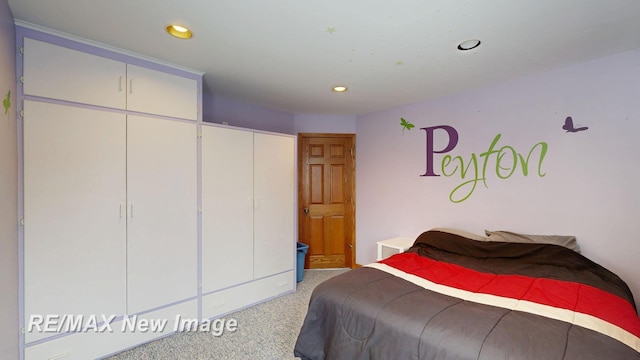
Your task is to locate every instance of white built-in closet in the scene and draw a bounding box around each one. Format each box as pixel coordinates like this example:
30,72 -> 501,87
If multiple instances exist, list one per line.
201,126 -> 294,320
19,29 -> 295,360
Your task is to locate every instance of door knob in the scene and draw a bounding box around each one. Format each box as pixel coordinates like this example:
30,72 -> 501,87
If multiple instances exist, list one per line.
303,208 -> 309,215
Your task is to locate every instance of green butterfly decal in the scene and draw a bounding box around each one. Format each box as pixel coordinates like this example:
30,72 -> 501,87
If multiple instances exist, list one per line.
3,90 -> 10,116
400,117 -> 415,134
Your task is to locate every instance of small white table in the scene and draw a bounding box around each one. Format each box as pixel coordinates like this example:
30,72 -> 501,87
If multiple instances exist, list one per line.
376,237 -> 414,261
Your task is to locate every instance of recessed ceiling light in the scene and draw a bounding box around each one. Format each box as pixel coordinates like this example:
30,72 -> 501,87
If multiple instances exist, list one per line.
166,24 -> 193,39
457,39 -> 481,51
332,86 -> 348,93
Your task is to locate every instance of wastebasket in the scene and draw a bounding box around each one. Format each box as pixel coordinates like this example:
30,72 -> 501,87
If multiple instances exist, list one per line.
296,242 -> 309,282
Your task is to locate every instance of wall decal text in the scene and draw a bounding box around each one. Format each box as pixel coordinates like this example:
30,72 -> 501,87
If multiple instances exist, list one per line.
421,125 -> 548,203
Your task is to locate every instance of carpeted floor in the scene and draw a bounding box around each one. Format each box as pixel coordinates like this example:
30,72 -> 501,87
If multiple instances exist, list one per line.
105,268 -> 349,360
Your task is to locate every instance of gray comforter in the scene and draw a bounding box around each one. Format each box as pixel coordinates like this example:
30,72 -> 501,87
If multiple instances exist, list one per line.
294,230 -> 640,360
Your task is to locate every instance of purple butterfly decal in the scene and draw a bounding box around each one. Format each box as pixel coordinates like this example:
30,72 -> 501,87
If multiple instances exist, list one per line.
562,116 -> 588,133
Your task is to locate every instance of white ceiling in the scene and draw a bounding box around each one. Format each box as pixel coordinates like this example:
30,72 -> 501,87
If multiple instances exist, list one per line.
8,0 -> 640,116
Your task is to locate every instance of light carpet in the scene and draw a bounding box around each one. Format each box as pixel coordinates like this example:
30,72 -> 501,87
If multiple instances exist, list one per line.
105,268 -> 349,360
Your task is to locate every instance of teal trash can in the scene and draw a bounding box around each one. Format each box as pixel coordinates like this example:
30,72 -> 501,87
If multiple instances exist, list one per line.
296,242 -> 309,282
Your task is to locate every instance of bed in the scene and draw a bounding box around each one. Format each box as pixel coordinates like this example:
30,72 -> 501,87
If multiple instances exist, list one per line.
294,229 -> 640,359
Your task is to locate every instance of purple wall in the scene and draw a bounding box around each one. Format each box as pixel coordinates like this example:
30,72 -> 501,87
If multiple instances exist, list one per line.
0,0 -> 18,358
203,94 -> 295,135
294,114 -> 356,134
356,48 -> 640,310
202,94 -> 358,135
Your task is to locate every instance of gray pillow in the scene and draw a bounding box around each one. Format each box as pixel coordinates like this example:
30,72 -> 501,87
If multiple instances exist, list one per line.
484,230 -> 580,253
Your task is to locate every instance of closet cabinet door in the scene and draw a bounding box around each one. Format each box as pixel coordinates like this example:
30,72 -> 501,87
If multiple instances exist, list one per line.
23,38 -> 127,109
126,64 -> 198,120
126,116 -> 198,313
253,133 -> 295,278
23,101 -> 127,342
201,126 -> 254,292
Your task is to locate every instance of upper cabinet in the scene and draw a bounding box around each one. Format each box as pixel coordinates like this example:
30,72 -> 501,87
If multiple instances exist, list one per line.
22,38 -> 199,120
23,37 -> 127,109
127,64 -> 198,120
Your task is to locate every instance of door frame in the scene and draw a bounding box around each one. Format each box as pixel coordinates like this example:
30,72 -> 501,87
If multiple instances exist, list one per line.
297,133 -> 356,268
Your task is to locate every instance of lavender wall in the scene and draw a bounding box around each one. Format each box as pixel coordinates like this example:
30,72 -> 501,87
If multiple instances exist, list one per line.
202,94 -> 357,135
356,49 -> 640,310
0,0 -> 17,358
294,114 -> 356,134
203,94 -> 295,134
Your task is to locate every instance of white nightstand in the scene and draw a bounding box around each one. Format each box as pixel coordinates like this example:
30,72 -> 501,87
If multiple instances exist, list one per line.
376,237 -> 414,260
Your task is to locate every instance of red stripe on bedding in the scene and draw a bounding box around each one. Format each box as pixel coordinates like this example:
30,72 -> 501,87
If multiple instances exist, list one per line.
380,252 -> 640,339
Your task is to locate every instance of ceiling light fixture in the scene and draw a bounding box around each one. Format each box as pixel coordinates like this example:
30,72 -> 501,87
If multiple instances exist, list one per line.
457,39 -> 481,51
166,24 -> 193,39
332,85 -> 348,93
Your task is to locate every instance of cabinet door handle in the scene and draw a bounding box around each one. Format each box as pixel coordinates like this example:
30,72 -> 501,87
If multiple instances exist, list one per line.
118,76 -> 123,92
130,203 -> 134,218
120,204 -> 124,217
129,79 -> 133,94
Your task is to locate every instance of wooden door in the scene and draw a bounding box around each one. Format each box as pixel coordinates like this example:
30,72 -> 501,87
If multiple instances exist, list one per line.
299,134 -> 355,269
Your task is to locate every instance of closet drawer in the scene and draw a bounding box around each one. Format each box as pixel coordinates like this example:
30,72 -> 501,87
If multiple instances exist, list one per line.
202,271 -> 294,320
24,300 -> 197,360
